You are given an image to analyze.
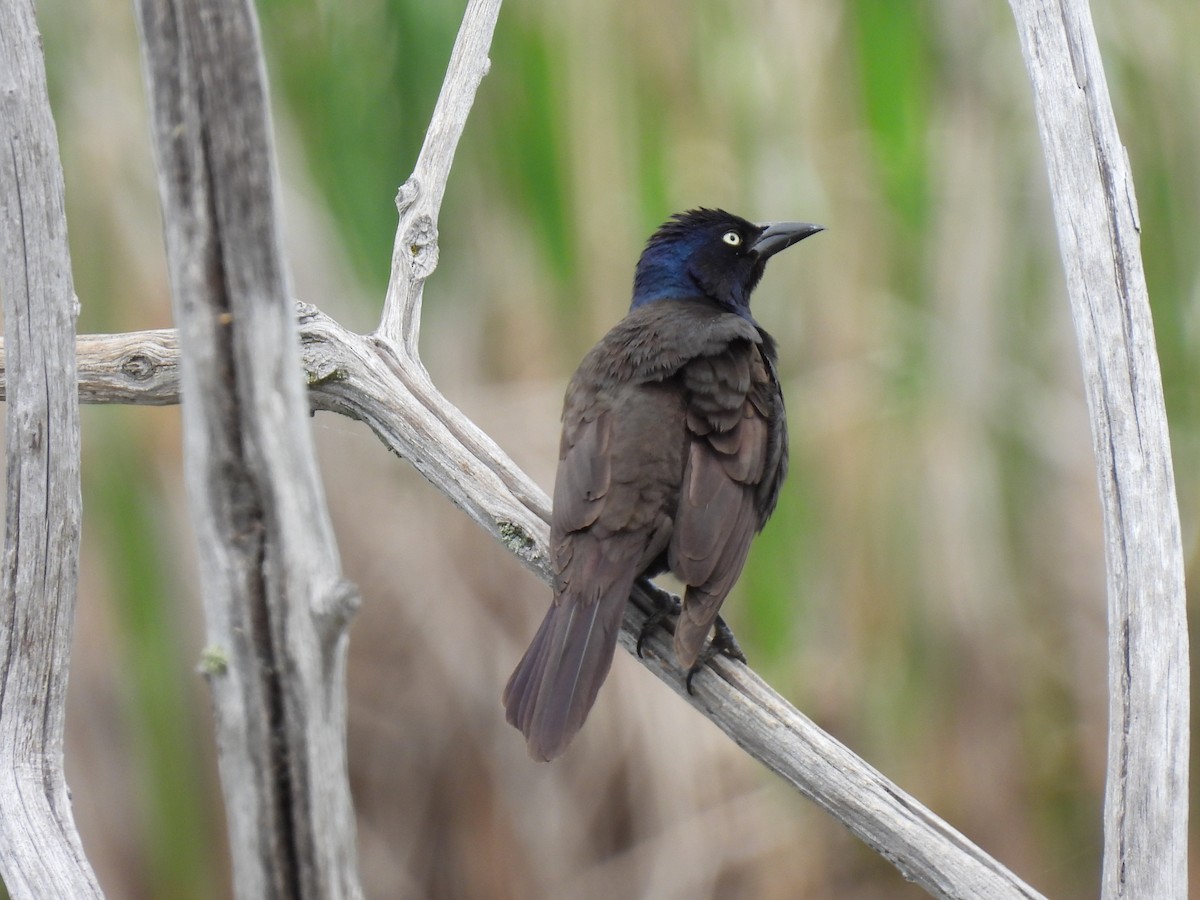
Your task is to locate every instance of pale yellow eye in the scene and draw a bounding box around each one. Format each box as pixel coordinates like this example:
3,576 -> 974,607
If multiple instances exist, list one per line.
722,230 -> 742,247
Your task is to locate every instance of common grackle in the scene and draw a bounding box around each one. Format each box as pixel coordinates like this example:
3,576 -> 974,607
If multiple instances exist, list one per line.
503,208 -> 822,760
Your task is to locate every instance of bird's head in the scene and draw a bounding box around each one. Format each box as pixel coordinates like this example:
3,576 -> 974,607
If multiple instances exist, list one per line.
631,208 -> 823,316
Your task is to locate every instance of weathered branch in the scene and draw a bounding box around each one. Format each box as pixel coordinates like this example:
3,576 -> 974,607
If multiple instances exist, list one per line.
0,0 -> 102,896
1008,2 -> 1189,897
0,307 -> 1046,899
133,0 -> 362,897
377,0 -> 502,357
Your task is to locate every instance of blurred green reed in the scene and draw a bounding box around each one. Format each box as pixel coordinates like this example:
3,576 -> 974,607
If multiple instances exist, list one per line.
25,0 -> 1198,897
81,408 -> 215,900
256,0 -> 464,291
848,0 -> 931,236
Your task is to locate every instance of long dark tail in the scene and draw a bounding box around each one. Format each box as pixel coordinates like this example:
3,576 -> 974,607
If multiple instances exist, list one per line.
503,572 -> 634,761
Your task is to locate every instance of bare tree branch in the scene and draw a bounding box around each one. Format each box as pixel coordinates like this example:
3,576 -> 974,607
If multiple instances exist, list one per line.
133,0 -> 363,896
1008,2 -> 1189,896
0,0 -> 102,896
377,0 -> 503,357
0,304 -> 1047,899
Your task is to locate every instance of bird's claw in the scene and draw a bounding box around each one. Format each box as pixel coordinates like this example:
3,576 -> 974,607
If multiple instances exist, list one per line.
684,614 -> 747,695
633,584 -> 747,692
710,614 -> 747,664
636,585 -> 681,658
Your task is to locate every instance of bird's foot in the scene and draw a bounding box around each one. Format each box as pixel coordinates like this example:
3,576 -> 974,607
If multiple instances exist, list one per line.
635,583 -> 681,658
710,614 -> 747,664
685,615 -> 748,695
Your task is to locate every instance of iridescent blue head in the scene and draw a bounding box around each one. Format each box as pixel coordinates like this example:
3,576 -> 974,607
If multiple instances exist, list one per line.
631,208 -> 823,316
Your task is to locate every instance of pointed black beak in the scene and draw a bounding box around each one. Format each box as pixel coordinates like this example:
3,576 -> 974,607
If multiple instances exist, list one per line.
750,221 -> 825,260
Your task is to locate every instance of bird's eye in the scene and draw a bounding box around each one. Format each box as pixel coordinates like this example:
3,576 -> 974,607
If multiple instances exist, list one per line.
722,231 -> 742,247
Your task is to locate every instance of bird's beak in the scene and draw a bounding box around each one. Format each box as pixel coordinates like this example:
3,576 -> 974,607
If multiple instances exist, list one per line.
750,221 -> 825,260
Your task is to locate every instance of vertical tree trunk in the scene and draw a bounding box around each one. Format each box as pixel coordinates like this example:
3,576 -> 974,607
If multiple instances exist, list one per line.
133,0 -> 363,896
0,0 -> 102,896
1008,1 -> 1189,896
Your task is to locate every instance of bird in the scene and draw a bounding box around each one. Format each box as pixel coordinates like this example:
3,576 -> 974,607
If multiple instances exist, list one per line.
503,208 -> 823,761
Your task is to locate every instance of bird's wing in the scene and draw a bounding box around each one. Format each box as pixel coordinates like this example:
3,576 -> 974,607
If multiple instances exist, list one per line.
749,331 -> 788,526
669,341 -> 784,667
506,403 -> 626,760
551,407 -> 611,539
506,379 -> 682,760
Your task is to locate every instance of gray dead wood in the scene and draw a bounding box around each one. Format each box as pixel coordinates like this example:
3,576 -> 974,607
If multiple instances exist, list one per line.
0,0 -> 103,896
133,0 -> 362,897
1008,1 -> 1189,896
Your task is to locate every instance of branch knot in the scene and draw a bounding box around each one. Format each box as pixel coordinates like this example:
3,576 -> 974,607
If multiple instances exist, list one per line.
405,214 -> 439,280
120,352 -> 157,381
395,177 -> 420,215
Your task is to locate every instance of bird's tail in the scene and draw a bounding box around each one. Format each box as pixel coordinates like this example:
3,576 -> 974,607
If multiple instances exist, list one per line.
503,571 -> 635,761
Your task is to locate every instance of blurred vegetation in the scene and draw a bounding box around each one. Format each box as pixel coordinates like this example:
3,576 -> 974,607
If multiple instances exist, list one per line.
16,0 -> 1199,897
